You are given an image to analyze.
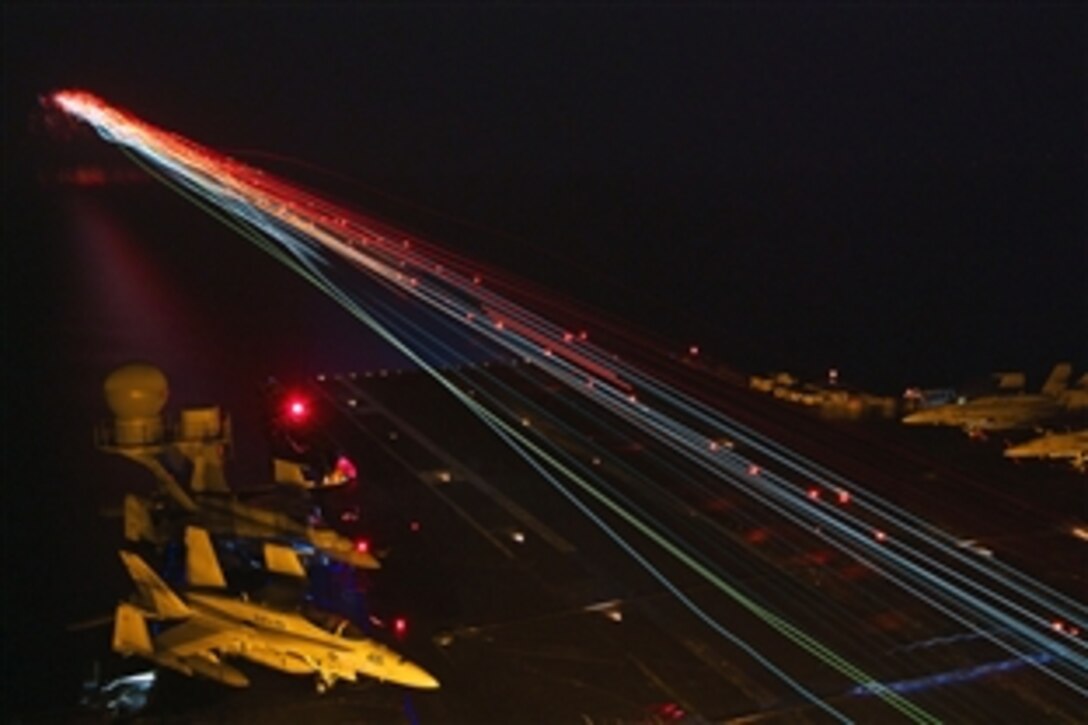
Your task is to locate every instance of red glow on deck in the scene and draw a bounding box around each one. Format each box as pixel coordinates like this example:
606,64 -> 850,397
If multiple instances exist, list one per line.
656,702 -> 685,720
746,528 -> 770,544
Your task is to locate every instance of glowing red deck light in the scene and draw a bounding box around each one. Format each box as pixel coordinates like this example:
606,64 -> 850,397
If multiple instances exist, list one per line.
688,345 -> 700,356
393,617 -> 407,637
807,488 -> 821,500
354,539 -> 370,554
335,456 -> 358,481
837,490 -> 851,505
409,520 -> 421,532
1050,620 -> 1078,636
747,464 -> 761,476
874,530 -> 887,542
284,396 -> 311,424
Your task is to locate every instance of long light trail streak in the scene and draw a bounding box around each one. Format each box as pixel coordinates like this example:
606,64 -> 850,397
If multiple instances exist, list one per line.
55,90 -> 1086,719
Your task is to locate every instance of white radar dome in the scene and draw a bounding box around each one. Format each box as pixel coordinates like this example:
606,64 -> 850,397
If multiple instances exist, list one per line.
104,363 -> 169,419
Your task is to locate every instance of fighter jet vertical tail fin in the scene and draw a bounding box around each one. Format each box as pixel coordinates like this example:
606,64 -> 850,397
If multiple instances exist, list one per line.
1041,362 -> 1072,397
273,458 -> 312,488
184,526 -> 227,589
119,551 -> 192,619
112,602 -> 154,656
263,542 -> 307,578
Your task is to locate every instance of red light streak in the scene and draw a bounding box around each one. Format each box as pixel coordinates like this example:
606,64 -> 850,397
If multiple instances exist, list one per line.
483,306 -> 630,392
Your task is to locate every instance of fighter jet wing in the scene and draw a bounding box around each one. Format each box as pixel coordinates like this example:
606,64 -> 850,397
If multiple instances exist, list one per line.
155,617 -> 247,657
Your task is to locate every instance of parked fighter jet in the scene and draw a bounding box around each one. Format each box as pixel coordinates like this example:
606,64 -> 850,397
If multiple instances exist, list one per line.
112,527 -> 438,692
902,363 -> 1074,432
1004,430 -> 1088,472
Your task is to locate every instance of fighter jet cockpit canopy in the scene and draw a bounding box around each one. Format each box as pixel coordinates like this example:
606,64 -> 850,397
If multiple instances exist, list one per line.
304,607 -> 368,641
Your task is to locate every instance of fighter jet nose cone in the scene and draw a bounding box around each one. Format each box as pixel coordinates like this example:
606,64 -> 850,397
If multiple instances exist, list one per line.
400,663 -> 440,689
417,671 -> 440,689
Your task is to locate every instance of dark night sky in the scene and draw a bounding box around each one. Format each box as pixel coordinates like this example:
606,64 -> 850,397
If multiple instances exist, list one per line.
4,4 -> 1086,386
